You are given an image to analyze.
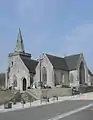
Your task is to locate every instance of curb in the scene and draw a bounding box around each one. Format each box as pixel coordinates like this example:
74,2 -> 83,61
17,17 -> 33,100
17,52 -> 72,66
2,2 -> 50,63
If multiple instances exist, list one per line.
0,92 -> 92,113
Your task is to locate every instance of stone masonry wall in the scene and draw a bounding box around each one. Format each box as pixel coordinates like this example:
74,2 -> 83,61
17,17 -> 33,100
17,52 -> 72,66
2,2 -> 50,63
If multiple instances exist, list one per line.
7,55 -> 30,91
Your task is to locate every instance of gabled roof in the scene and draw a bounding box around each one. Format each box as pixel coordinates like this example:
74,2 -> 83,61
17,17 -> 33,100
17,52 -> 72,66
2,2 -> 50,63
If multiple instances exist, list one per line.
46,54 -> 68,70
88,69 -> 93,76
46,53 -> 81,71
64,54 -> 81,71
20,56 -> 38,74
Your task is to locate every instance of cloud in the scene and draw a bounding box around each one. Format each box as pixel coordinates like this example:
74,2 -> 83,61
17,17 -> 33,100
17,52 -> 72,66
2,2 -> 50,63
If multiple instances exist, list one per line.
65,24 -> 93,54
62,24 -> 93,70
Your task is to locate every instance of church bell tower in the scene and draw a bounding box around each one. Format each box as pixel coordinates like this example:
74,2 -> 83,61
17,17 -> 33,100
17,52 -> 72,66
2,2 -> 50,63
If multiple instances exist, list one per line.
14,28 -> 25,53
5,28 -> 31,88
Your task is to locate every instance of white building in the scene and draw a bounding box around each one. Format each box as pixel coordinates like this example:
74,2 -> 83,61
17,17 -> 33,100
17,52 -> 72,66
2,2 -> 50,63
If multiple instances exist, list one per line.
5,29 -> 93,91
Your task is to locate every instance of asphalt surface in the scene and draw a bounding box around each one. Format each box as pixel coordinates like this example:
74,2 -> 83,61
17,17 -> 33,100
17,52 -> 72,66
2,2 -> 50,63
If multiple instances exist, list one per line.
60,105 -> 93,120
0,100 -> 93,120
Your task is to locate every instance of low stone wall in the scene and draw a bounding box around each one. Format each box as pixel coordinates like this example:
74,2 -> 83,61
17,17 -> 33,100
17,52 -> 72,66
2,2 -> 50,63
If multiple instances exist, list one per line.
27,89 -> 42,99
41,88 -> 72,98
27,88 -> 72,99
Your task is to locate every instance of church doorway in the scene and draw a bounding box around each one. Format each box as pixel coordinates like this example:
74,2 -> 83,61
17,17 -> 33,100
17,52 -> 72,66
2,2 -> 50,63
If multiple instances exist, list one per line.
42,67 -> 47,85
79,62 -> 85,85
23,78 -> 26,91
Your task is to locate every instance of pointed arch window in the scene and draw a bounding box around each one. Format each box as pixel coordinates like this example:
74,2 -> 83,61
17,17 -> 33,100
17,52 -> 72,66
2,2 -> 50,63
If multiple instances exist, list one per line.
42,67 -> 47,85
79,61 -> 85,84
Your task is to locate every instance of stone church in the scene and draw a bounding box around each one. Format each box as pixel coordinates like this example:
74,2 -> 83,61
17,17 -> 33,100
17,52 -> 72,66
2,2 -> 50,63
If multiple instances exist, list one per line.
5,29 -> 93,91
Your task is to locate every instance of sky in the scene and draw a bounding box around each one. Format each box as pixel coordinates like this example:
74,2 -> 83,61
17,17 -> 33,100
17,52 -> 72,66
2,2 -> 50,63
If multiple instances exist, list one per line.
0,0 -> 93,72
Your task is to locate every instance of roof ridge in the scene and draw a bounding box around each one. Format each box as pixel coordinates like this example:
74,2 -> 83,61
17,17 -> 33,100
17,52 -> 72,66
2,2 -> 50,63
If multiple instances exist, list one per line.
46,53 -> 64,59
46,53 -> 81,59
88,69 -> 93,76
64,53 -> 81,58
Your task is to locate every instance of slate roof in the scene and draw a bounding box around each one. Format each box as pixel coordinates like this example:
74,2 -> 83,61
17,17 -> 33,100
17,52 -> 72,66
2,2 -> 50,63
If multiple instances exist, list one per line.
64,54 -> 81,71
88,69 -> 93,76
46,53 -> 81,71
20,56 -> 38,74
46,54 -> 68,70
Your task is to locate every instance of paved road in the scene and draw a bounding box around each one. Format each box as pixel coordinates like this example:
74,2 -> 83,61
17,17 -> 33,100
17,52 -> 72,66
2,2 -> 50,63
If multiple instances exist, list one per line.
60,105 -> 93,120
0,100 -> 93,120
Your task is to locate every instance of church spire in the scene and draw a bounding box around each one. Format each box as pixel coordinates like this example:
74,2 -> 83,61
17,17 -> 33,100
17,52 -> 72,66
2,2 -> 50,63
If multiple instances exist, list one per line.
14,28 -> 25,53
